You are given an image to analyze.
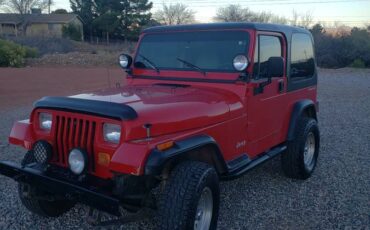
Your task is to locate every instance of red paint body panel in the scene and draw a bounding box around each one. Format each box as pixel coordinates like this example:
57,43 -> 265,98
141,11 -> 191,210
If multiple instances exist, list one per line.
9,120 -> 35,150
8,27 -> 318,178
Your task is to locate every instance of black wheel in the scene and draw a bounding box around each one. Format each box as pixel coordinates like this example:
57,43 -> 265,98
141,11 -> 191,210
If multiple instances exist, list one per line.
157,161 -> 219,230
18,152 -> 76,217
282,117 -> 320,179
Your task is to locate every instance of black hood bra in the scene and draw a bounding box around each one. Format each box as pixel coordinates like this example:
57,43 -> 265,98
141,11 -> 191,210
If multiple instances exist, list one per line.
34,96 -> 138,120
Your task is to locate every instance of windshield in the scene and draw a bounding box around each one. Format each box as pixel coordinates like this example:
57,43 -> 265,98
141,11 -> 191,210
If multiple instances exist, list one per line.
134,31 -> 250,72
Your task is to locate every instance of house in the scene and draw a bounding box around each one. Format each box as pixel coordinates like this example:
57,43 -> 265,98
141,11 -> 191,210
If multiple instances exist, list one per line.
0,12 -> 84,40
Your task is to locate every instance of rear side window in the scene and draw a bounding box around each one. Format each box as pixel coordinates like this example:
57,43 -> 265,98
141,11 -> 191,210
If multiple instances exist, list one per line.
290,33 -> 315,80
253,35 -> 282,79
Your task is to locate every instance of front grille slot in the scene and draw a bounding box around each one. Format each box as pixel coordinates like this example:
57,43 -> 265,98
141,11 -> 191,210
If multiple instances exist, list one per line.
53,115 -> 96,172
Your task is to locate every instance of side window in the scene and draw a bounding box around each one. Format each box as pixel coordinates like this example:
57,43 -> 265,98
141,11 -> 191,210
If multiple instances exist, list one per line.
253,35 -> 282,79
290,33 -> 315,80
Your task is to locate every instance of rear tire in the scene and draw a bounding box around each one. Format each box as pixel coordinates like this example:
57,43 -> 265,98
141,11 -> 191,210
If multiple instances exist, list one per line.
18,151 -> 75,217
282,117 -> 320,179
157,161 -> 219,230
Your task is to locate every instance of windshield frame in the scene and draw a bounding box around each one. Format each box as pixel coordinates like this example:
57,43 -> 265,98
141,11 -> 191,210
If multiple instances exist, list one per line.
132,29 -> 253,74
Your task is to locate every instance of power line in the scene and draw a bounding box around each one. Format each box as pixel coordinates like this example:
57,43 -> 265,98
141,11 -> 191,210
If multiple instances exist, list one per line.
152,0 -> 370,7
153,0 -> 370,3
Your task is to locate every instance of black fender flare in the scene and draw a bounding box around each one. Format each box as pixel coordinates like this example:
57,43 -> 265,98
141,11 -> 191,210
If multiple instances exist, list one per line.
144,135 -> 228,176
287,99 -> 317,141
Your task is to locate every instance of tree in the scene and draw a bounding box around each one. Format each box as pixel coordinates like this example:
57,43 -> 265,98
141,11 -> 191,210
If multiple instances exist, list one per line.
62,23 -> 83,41
6,0 -> 52,14
0,0 -> 6,13
154,3 -> 195,25
70,0 -> 96,41
47,0 -> 52,13
52,8 -> 68,14
118,0 -> 153,40
270,15 -> 288,24
251,11 -> 288,24
70,0 -> 152,41
347,27 -> 370,66
214,4 -> 253,22
93,12 -> 120,44
299,11 -> 313,29
311,23 -> 325,35
214,4 -> 288,24
290,10 -> 314,28
291,10 -> 299,26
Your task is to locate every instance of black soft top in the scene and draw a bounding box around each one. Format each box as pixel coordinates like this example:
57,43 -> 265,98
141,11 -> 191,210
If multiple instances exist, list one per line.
143,22 -> 311,37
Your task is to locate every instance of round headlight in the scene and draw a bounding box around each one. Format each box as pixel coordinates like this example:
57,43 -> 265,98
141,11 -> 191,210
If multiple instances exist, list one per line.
233,55 -> 249,71
68,149 -> 87,175
33,141 -> 52,164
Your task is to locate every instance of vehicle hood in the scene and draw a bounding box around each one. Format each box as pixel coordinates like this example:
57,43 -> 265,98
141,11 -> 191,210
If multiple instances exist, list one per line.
70,84 -> 243,139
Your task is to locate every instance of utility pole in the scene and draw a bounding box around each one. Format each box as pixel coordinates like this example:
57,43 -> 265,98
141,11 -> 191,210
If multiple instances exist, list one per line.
48,0 -> 51,14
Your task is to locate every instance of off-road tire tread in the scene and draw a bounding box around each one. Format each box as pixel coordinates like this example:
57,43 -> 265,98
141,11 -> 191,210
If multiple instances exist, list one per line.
157,161 -> 219,230
282,117 -> 319,179
18,153 -> 75,217
18,184 -> 75,217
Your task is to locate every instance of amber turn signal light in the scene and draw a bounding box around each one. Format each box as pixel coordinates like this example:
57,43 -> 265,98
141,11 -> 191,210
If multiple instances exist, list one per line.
157,141 -> 174,151
98,152 -> 111,166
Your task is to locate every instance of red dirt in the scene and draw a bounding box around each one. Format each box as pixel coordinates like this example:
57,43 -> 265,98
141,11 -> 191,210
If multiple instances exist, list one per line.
0,67 -> 126,110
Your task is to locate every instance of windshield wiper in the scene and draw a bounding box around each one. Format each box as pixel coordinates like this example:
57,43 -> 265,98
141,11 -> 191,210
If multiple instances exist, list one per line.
139,55 -> 160,73
176,58 -> 206,76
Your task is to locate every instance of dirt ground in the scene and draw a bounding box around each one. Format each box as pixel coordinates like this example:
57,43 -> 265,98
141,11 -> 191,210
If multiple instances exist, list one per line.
0,67 -> 125,110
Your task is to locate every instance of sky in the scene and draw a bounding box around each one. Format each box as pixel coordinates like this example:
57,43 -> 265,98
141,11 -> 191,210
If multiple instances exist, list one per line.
52,0 -> 370,27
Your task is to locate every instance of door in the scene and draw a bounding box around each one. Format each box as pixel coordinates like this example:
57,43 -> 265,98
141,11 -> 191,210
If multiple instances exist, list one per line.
246,32 -> 287,158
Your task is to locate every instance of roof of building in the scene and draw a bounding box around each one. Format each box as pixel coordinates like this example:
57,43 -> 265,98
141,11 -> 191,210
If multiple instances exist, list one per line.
143,22 -> 310,35
0,13 -> 81,24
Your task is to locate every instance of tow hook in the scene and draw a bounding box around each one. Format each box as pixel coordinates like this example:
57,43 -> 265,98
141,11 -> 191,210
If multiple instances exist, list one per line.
86,207 -> 155,227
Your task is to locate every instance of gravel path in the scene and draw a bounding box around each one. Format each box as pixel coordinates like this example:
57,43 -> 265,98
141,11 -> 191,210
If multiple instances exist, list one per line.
0,68 -> 369,229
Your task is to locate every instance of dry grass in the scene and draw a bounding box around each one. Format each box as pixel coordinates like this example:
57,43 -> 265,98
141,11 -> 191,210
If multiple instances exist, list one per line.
25,40 -> 136,67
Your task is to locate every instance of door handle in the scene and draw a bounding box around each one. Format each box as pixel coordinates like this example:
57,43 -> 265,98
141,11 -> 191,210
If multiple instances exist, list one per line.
278,80 -> 284,93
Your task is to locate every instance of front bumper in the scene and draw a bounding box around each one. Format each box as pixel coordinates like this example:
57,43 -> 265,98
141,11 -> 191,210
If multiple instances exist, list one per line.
0,161 -> 121,216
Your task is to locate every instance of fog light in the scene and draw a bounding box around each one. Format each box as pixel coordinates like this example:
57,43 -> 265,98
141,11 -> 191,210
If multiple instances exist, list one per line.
32,141 -> 52,164
68,149 -> 87,175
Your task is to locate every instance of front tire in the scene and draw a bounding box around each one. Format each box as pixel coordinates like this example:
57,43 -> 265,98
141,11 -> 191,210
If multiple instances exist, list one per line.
18,183 -> 76,217
18,151 -> 75,217
157,161 -> 219,230
282,117 -> 320,179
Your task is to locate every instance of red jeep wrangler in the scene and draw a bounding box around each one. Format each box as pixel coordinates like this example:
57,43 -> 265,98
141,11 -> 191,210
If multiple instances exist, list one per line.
0,23 -> 319,229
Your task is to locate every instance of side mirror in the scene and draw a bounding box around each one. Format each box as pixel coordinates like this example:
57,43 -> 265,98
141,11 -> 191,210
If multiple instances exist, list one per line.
253,57 -> 284,95
267,56 -> 284,78
119,54 -> 133,69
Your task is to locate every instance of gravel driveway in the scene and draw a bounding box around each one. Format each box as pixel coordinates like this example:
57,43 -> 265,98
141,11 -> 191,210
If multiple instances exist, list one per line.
0,68 -> 369,229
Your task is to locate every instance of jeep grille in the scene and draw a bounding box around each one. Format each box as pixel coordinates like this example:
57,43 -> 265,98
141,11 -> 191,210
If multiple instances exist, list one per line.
53,115 -> 96,172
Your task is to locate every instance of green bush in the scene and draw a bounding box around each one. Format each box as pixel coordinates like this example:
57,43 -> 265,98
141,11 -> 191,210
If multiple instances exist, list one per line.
25,47 -> 39,58
0,39 -> 26,67
311,24 -> 370,68
350,59 -> 366,68
0,39 -> 39,67
62,24 -> 83,41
